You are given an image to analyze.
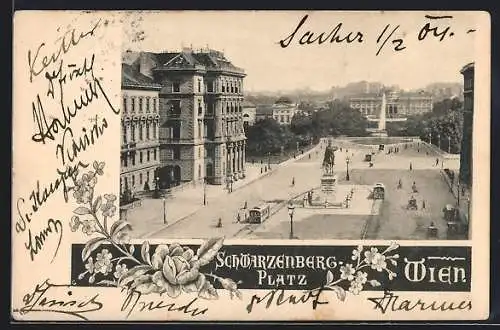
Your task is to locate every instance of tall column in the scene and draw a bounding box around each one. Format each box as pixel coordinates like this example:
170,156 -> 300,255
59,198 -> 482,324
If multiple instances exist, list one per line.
241,142 -> 245,172
156,121 -> 159,140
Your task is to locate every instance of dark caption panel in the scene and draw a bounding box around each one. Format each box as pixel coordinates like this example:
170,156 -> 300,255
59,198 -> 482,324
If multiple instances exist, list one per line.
71,244 -> 471,292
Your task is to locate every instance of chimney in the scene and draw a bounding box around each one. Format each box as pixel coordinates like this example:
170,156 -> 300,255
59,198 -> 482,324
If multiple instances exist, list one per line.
139,52 -> 154,79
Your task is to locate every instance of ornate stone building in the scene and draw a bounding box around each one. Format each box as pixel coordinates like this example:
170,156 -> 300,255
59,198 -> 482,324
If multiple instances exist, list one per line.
120,63 -> 162,196
459,62 -> 474,187
122,48 -> 246,187
349,90 -> 433,119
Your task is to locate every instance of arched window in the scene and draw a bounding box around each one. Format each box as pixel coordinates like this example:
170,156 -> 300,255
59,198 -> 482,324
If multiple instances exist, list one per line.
146,97 -> 150,113
123,97 -> 127,113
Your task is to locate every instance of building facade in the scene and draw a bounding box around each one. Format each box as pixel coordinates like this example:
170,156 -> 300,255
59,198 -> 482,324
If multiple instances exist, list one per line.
120,64 -> 162,197
122,49 -> 247,187
459,62 -> 474,187
349,90 -> 433,119
272,97 -> 301,125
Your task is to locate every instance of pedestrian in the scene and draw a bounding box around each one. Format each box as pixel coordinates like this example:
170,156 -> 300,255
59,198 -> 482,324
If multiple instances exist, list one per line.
435,158 -> 439,166
244,201 -> 248,209
409,162 -> 413,171
216,218 -> 223,228
261,167 -> 263,174
236,212 -> 241,223
303,195 -> 307,207
397,179 -> 402,189
308,154 -> 311,159
292,177 -> 295,186
422,200 -> 426,209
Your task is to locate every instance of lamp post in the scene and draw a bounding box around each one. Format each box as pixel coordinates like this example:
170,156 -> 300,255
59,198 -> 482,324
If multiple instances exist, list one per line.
437,133 -> 441,150
346,156 -> 350,181
203,177 -> 207,205
162,197 -> 167,224
428,132 -> 432,145
287,203 -> 295,239
448,136 -> 451,154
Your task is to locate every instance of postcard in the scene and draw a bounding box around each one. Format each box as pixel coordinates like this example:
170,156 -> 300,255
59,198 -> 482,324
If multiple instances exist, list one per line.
12,10 -> 490,321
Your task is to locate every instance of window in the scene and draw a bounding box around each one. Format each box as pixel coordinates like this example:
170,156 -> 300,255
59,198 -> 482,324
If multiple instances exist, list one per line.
153,123 -> 157,139
173,82 -> 180,93
139,98 -> 143,112
154,149 -> 157,160
198,147 -> 201,158
153,98 -> 156,112
207,81 -> 214,93
132,154 -> 136,166
147,150 -> 150,162
198,79 -> 202,93
146,97 -> 150,113
170,100 -> 181,116
132,175 -> 135,186
280,115 -> 284,123
222,83 -> 226,93
198,100 -> 203,115
231,82 -> 234,93
146,171 -> 150,184
139,151 -> 143,164
139,173 -> 143,185
207,102 -> 214,115
173,146 -> 181,160
123,97 -> 127,113
131,124 -> 136,141
198,123 -> 201,139
146,122 -> 150,140
123,155 -> 128,167
122,125 -> 127,144
131,98 -> 135,112
139,122 -> 143,140
198,164 -> 201,178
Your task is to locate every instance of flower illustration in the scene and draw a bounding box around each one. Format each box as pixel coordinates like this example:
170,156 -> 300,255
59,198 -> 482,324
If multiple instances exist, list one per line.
148,243 -> 204,298
93,161 -> 105,176
348,281 -> 363,295
95,249 -> 113,275
351,245 -> 363,261
70,216 -> 80,232
114,264 -> 128,279
101,194 -> 117,217
81,220 -> 96,235
354,271 -> 368,284
371,254 -> 387,272
340,264 -> 356,281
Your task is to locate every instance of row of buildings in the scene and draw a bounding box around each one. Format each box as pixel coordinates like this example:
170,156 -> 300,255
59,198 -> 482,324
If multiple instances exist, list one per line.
348,90 -> 434,121
121,48 -> 247,197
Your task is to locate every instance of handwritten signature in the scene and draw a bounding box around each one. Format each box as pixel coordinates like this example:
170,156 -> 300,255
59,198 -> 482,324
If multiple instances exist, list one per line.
367,290 -> 472,314
121,289 -> 209,318
246,288 -> 328,313
13,279 -> 103,320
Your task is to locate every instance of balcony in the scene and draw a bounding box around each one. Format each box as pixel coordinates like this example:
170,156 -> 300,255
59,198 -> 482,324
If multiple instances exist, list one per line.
121,142 -> 137,151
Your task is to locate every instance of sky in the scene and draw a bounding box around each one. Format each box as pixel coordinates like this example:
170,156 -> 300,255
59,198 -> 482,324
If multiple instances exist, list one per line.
122,11 -> 486,92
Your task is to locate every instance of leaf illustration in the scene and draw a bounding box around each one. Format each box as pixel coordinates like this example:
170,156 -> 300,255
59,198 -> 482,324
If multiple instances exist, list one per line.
92,196 -> 102,213
141,241 -> 152,265
134,282 -> 158,294
97,279 -> 118,286
369,280 -> 381,287
328,285 -> 346,302
118,265 -> 153,287
129,244 -> 135,254
74,207 -> 92,215
196,237 -> 224,266
326,270 -> 334,286
81,237 -> 107,261
198,280 -> 219,300
110,220 -> 132,237
390,259 -> 398,266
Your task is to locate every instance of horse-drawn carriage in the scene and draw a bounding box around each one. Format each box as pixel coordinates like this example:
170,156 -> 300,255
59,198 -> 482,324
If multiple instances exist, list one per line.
373,183 -> 385,199
407,195 -> 418,210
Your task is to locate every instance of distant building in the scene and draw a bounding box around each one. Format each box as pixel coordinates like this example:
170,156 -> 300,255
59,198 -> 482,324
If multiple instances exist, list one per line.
255,105 -> 274,121
120,64 -> 162,197
122,48 -> 247,187
242,100 -> 257,128
272,96 -> 301,125
459,62 -> 474,187
349,90 -> 433,119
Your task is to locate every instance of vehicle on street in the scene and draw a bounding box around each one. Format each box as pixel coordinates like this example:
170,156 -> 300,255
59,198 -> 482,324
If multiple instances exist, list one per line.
248,203 -> 271,224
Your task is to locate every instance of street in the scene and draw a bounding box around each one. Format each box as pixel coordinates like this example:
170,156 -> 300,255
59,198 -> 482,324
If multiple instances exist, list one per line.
129,139 -> 462,240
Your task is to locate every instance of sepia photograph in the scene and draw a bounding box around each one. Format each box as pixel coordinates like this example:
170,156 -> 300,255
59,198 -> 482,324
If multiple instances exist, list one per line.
119,12 -> 475,241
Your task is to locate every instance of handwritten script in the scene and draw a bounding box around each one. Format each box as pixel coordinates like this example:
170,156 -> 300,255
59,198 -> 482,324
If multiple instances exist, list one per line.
279,14 -> 476,56
13,279 -> 103,320
16,18 -> 120,263
367,290 -> 472,314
